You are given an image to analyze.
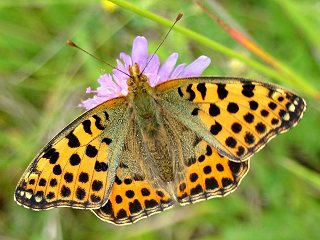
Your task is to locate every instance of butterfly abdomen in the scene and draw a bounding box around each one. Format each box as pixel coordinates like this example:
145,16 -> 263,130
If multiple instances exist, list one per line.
134,98 -> 174,182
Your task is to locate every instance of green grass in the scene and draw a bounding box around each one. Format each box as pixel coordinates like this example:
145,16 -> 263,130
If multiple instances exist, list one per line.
1,0 -> 320,239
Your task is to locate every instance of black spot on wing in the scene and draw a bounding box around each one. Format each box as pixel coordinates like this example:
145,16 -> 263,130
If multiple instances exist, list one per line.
102,138 -> 112,145
50,179 -> 57,187
191,108 -> 199,116
79,172 -> 89,183
53,165 -> 62,175
42,146 -> 55,159
39,178 -> 46,186
231,122 -> 242,133
197,83 -> 207,100
124,178 -> 132,185
116,209 -> 127,219
76,187 -> 86,200
217,84 -> 228,100
100,200 -> 114,217
92,115 -> 105,130
225,137 -> 237,148
209,104 -> 220,117
115,195 -> 123,203
70,153 -> 81,166
242,83 -> 255,98
129,199 -> 143,214
145,199 -> 158,209
186,84 -> 196,101
92,180 -> 103,191
205,177 -> 218,190
268,102 -> 277,110
85,144 -> 98,158
104,111 -> 110,121
228,161 -> 241,174
222,178 -> 233,187
66,131 -> 80,148
227,102 -> 239,113
94,161 -> 108,172
249,100 -> 259,110
141,188 -> 150,196
60,185 -> 71,197
91,194 -> 101,203
255,122 -> 266,134
82,120 -> 92,134
236,146 -> 245,157
244,113 -> 254,123
190,184 -> 203,195
210,121 -> 222,135
64,172 -> 73,183
244,132 -> 255,144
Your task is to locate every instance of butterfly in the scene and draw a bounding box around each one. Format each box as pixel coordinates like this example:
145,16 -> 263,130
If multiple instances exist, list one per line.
14,36 -> 306,225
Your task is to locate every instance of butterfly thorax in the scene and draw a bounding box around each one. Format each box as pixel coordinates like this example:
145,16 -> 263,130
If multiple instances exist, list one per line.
127,63 -> 174,182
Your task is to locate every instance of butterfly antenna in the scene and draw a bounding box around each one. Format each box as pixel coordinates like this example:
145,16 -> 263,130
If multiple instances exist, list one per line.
140,13 -> 183,75
67,40 -> 131,78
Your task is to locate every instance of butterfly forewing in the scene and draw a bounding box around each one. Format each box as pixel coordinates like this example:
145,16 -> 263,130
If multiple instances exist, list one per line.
156,77 -> 306,161
15,97 -> 129,210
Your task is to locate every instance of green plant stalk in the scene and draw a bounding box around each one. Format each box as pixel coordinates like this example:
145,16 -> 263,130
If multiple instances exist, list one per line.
108,0 -> 318,98
280,158 -> 320,190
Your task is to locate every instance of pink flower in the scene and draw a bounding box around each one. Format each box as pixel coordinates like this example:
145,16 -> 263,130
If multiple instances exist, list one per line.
80,36 -> 211,110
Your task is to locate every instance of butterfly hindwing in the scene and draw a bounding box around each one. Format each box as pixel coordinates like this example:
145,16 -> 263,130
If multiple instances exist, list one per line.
93,118 -> 174,225
92,170 -> 174,225
175,138 -> 249,205
156,77 -> 306,161
15,97 -> 129,210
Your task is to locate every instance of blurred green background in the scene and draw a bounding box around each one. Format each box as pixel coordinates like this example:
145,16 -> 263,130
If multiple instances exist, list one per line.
1,0 -> 320,239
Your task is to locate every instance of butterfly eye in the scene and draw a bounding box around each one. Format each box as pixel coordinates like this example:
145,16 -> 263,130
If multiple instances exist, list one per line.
127,78 -> 134,86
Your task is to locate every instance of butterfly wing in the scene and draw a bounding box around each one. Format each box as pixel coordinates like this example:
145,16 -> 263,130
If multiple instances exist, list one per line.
155,76 -> 306,162
14,97 -> 130,210
93,116 -> 174,225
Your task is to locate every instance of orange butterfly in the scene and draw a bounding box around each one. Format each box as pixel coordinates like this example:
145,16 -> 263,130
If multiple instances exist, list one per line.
15,36 -> 305,225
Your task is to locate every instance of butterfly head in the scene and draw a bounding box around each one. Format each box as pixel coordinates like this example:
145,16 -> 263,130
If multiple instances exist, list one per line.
127,63 -> 151,96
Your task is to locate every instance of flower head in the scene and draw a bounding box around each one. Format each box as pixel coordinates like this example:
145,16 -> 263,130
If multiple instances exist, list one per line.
80,36 -> 211,110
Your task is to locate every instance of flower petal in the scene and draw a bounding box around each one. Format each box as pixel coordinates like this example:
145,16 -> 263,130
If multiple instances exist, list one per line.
113,59 -> 128,82
169,63 -> 186,79
86,87 -> 95,94
112,74 -> 128,93
144,54 -> 160,86
97,73 -> 113,88
132,36 -> 148,69
119,52 -> 132,70
157,53 -> 178,84
97,74 -> 121,96
80,96 -> 107,110
178,55 -> 211,77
